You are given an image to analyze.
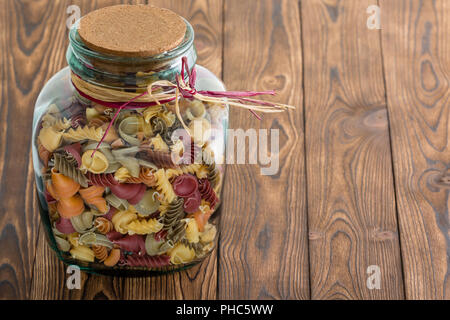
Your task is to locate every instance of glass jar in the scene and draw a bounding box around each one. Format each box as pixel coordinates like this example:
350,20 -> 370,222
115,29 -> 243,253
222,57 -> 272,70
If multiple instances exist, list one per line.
32,15 -> 227,275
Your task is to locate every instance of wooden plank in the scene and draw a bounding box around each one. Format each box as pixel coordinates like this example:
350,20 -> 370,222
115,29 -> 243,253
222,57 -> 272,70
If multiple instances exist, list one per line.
219,0 -> 309,299
301,0 -> 404,299
0,0 -> 72,300
380,0 -> 450,299
122,0 -> 223,300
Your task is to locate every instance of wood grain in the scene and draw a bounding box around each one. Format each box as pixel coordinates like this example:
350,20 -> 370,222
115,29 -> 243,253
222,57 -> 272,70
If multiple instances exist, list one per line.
301,0 -> 404,299
380,0 -> 450,299
219,0 -> 309,299
0,0 -> 72,300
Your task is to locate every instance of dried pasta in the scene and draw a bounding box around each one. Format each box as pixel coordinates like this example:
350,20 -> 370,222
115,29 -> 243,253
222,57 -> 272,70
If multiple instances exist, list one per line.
63,125 -> 104,142
70,245 -> 95,262
168,243 -> 195,265
126,218 -> 163,235
166,164 -> 208,180
143,105 -> 163,123
150,134 -> 170,152
38,127 -> 63,152
53,153 -> 88,188
154,169 -> 176,203
112,206 -> 138,234
115,166 -> 132,183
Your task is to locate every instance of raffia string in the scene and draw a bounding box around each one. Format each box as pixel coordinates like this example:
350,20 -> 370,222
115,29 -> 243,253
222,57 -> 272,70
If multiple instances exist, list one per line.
71,56 -> 295,155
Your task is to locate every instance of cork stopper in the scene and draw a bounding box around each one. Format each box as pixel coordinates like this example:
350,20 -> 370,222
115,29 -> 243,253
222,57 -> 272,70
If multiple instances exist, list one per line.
78,5 -> 187,57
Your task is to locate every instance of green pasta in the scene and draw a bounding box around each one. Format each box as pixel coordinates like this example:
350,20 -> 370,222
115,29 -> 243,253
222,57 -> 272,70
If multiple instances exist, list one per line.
180,238 -> 204,257
53,153 -> 88,187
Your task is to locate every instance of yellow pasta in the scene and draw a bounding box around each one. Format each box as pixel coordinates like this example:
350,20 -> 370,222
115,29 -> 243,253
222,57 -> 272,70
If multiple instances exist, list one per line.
150,134 -> 169,152
41,113 -> 71,131
143,105 -> 163,123
126,218 -> 163,235
114,166 -> 132,183
166,164 -> 208,180
168,243 -> 195,265
63,125 -> 104,142
81,150 -> 109,174
157,110 -> 176,127
112,206 -> 138,234
200,223 -> 217,244
70,245 -> 95,263
158,200 -> 170,216
185,218 -> 200,243
67,233 -> 80,247
154,169 -> 176,203
38,127 -> 63,152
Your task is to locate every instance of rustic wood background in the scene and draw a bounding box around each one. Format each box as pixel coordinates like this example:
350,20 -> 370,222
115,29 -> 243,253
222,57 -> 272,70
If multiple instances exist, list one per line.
0,0 -> 449,300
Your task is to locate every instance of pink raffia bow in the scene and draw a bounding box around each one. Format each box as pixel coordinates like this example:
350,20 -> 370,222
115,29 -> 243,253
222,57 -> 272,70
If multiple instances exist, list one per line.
72,56 -> 281,156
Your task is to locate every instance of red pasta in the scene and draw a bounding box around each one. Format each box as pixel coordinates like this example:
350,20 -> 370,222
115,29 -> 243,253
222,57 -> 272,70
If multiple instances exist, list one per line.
87,172 -> 119,187
198,179 -> 218,208
138,149 -> 175,168
154,229 -> 168,241
123,254 -> 171,268
113,235 -> 146,256
110,183 -> 146,205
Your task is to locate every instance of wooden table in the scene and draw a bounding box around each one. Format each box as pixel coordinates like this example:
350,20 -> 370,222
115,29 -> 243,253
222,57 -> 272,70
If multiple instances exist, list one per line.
0,0 -> 449,300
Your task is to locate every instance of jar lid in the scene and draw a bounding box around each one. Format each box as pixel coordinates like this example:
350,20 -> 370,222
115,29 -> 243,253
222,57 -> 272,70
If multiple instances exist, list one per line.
78,5 -> 187,57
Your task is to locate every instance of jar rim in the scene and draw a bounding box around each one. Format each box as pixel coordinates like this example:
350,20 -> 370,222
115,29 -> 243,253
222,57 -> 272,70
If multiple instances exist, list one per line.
69,16 -> 195,64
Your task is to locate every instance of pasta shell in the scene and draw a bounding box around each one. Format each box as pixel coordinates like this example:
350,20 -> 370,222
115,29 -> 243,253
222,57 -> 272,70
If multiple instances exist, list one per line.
188,118 -> 211,146
118,116 -> 141,146
101,122 -> 119,143
79,186 -> 108,213
51,168 -> 80,199
57,196 -> 85,218
55,236 -> 71,252
38,127 -> 63,152
81,150 -> 109,174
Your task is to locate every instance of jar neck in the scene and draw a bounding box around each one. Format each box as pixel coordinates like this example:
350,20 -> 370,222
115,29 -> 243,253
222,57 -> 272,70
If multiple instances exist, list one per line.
66,18 -> 197,91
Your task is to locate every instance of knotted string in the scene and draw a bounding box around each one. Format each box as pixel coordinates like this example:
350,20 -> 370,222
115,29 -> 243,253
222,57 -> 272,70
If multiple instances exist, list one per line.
71,56 -> 294,156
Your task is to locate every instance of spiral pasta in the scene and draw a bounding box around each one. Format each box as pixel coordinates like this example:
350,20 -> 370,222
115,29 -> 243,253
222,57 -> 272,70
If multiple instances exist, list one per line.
126,218 -> 163,235
166,164 -> 208,180
143,105 -> 163,123
185,218 -> 200,244
154,169 -> 176,203
112,206 -> 138,234
150,134 -> 170,152
93,218 -> 112,235
168,243 -> 195,265
126,167 -> 156,187
115,166 -> 132,183
92,245 -> 108,262
63,126 -> 104,142
157,110 -> 176,127
53,153 -> 88,188
180,239 -> 204,256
